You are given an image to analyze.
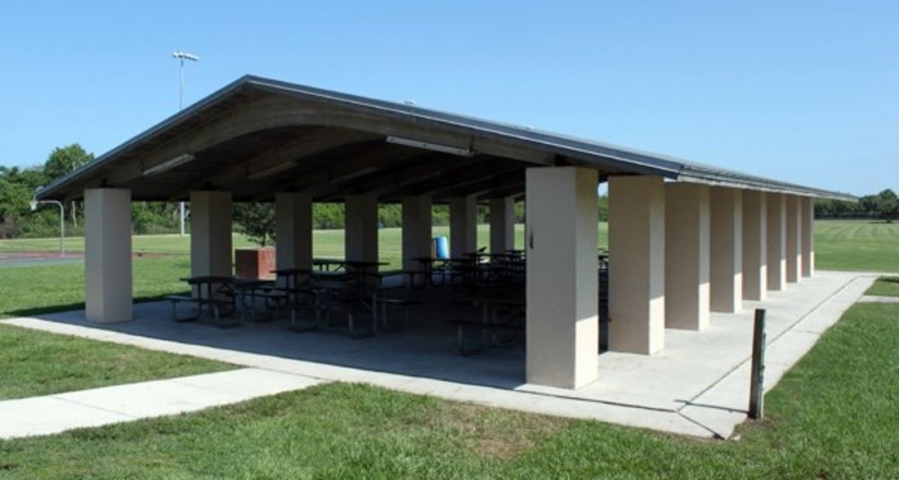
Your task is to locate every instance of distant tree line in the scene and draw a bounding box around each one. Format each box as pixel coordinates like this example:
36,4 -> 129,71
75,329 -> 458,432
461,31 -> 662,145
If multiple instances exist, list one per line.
815,189 -> 899,222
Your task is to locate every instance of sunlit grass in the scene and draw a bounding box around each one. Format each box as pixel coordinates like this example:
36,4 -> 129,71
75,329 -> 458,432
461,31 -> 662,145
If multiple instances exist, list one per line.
815,220 -> 899,272
1,304 -> 896,478
0,323 -> 233,401
866,276 -> 899,297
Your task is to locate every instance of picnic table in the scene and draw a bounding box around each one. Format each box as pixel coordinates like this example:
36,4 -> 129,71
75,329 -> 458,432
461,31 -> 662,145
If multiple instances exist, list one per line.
169,275 -> 289,326
410,256 -> 454,287
168,275 -> 239,327
456,289 -> 526,355
230,277 -> 279,322
270,267 -> 316,303
286,262 -> 408,337
312,258 -> 346,272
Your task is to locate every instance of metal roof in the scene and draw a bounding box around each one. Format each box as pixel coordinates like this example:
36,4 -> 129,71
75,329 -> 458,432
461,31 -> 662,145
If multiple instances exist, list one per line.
38,74 -> 855,202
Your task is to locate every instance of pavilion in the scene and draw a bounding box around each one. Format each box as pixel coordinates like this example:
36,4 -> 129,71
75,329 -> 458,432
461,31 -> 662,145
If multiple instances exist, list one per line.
38,75 -> 854,390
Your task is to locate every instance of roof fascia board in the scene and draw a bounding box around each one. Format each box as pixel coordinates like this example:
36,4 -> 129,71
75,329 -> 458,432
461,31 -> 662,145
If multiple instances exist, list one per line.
677,168 -> 857,201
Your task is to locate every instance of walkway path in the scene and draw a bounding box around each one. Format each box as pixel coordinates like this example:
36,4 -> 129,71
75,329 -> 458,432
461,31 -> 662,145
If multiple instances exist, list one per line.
859,295 -> 899,303
0,369 -> 322,439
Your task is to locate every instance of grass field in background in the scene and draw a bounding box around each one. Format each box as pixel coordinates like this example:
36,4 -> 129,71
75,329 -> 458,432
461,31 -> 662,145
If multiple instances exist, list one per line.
815,220 -> 899,272
0,257 -> 191,317
4,220 -> 895,271
1,303 -> 896,478
0,222 -> 601,266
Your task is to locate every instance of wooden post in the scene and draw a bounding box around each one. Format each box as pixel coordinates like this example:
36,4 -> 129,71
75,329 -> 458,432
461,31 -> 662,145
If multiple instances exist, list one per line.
749,308 -> 767,419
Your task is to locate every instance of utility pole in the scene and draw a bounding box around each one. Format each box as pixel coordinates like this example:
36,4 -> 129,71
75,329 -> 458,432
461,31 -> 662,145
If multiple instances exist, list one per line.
172,51 -> 199,236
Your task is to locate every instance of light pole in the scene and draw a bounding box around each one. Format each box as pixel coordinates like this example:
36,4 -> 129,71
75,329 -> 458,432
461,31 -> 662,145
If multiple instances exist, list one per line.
172,50 -> 199,236
30,187 -> 65,257
172,50 -> 199,110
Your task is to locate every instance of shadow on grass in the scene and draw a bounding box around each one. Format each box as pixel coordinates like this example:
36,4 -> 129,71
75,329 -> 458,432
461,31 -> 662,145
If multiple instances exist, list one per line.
4,295 -> 176,318
879,277 -> 899,284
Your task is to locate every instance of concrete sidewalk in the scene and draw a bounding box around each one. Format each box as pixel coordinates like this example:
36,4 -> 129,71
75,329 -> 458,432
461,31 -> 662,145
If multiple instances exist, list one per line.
0,271 -> 878,440
0,369 -> 322,439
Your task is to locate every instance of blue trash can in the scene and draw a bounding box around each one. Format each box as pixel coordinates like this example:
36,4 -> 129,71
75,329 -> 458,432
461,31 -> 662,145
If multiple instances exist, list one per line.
432,236 -> 449,259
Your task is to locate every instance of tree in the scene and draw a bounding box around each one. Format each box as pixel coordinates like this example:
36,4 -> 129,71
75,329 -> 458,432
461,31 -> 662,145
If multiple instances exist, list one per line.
0,166 -> 51,238
44,144 -> 93,180
233,203 -> 276,246
858,194 -> 879,215
43,144 -> 94,227
876,189 -> 899,223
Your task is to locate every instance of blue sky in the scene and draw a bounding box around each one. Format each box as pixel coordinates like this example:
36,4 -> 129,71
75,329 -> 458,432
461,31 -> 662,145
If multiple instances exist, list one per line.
1,1 -> 896,196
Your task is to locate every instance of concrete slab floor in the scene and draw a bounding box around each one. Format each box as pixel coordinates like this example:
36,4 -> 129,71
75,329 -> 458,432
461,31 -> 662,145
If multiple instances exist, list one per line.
1,271 -> 876,439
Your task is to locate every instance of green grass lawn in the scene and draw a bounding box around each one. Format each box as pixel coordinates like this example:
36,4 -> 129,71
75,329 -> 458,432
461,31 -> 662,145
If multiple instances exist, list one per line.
1,303 -> 895,478
865,276 -> 899,297
815,220 -> 899,272
0,324 -> 232,401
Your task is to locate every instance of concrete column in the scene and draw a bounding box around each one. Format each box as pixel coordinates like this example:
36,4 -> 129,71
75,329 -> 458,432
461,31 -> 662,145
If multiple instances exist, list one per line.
190,191 -> 233,278
275,193 -> 313,282
609,175 -> 665,355
710,188 -> 743,313
85,188 -> 132,323
526,167 -> 598,388
742,190 -> 767,301
449,195 -> 477,257
489,197 -> 515,254
802,196 -> 815,277
785,195 -> 803,283
402,195 -> 432,271
766,192 -> 787,291
345,195 -> 378,262
664,183 -> 710,330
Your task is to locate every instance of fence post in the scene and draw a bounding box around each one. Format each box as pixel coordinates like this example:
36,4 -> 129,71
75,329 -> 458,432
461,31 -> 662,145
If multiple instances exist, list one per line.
749,308 -> 767,419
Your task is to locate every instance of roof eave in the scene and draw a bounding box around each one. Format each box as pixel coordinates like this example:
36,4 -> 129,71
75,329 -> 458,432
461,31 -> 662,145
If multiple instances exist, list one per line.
677,166 -> 857,201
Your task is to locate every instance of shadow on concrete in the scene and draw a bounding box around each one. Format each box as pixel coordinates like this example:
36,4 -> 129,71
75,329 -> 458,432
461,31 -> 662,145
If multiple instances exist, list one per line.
29,286 -> 529,391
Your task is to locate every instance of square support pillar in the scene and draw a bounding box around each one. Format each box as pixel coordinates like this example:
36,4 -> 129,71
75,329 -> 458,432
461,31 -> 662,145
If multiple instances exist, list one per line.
190,191 -> 233,278
275,193 -> 313,284
664,183 -> 710,330
766,193 -> 787,291
710,187 -> 743,313
742,190 -> 767,301
489,197 -> 515,254
801,196 -> 815,277
402,195 -> 432,271
85,188 -> 133,323
785,195 -> 802,283
449,196 -> 477,257
346,195 -> 378,262
526,167 -> 598,388
609,176 -> 665,355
